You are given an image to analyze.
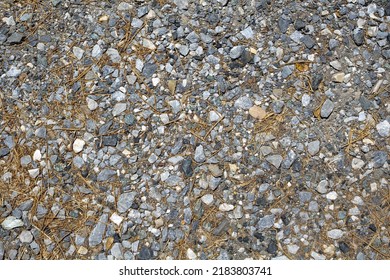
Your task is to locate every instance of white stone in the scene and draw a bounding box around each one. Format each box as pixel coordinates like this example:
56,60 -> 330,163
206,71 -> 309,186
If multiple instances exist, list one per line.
28,168 -> 40,178
118,2 -> 132,10
376,120 -> 389,137
33,149 -> 42,161
87,97 -> 98,111
143,38 -> 156,50
327,229 -> 344,239
152,77 -> 160,86
92,45 -> 102,58
326,191 -> 338,200
330,60 -> 342,70
241,26 -> 254,39
2,16 -> 16,26
287,244 -> 300,254
1,216 -> 24,230
302,94 -> 311,107
219,203 -> 234,212
351,158 -> 365,169
110,213 -> 124,226
160,113 -> 169,124
201,194 -> 214,205
6,66 -> 21,78
112,103 -> 127,116
186,248 -> 197,260
73,46 -> 84,60
19,230 -> 34,243
209,111 -> 220,122
73,139 -> 85,153
352,196 -> 364,205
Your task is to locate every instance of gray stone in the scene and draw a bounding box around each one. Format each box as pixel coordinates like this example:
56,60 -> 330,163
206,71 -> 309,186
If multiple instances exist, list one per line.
174,0 -> 189,10
97,169 -> 117,181
143,63 -> 157,78
320,99 -> 334,118
180,158 -> 193,177
18,199 -> 33,211
209,176 -> 222,190
117,192 -> 137,213
112,103 -> 127,116
329,38 -> 339,50
118,2 -> 131,10
257,215 -> 275,231
307,140 -> 320,156
327,229 -> 344,239
282,150 -> 297,169
89,214 -> 108,246
353,28 -> 364,46
308,201 -> 319,212
265,155 -> 283,168
72,46 -> 84,60
213,219 -> 230,235
201,194 -> 214,205
376,120 -> 389,137
19,230 -> 34,243
35,127 -> 47,139
178,44 -> 189,56
230,46 -> 244,59
278,17 -> 290,33
372,151 -> 387,168
299,191 -> 312,203
106,48 -> 121,63
124,114 -> 136,126
102,135 -> 118,147
194,145 -> 206,163
138,246 -> 153,260
301,35 -> 316,49
1,216 -> 24,230
234,96 -> 253,109
111,243 -> 124,259
7,32 -> 24,44
281,65 -> 294,78
6,66 -> 22,77
241,27 -> 254,39
0,148 -> 10,158
73,156 -> 84,168
0,241 -> 4,259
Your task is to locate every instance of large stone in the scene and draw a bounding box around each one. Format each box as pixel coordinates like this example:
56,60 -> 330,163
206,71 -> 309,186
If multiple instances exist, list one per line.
117,192 -> 137,213
89,214 -> 108,246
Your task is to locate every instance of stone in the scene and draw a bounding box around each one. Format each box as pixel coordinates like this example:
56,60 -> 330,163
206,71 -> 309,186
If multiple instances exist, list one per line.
230,46 -> 244,59
321,99 -> 334,118
143,63 -> 157,77
376,120 -> 389,137
351,158 -> 365,169
332,72 -> 345,83
6,66 -> 22,77
257,214 -> 275,231
267,240 -> 278,254
92,44 -> 102,58
287,244 -> 300,254
102,135 -> 118,147
326,191 -> 338,200
111,243 -> 124,259
117,192 -> 137,213
316,180 -> 329,194
327,229 -> 344,239
97,169 -> 117,181
201,194 -> 214,205
87,98 -> 98,111
180,158 -> 193,177
138,246 -> 153,260
194,145 -> 206,163
106,48 -> 121,63
234,96 -> 253,110
0,148 -> 10,158
338,242 -> 350,253
112,103 -> 126,116
89,214 -> 108,246
35,127 -> 47,139
209,111 -> 220,122
265,155 -> 283,168
307,140 -> 320,156
301,35 -> 316,49
249,105 -> 266,120
353,28 -> 364,46
219,203 -> 234,212
298,191 -> 312,203
278,17 -> 290,33
110,213 -> 123,226
187,248 -> 197,260
7,32 -> 24,44
330,60 -> 342,71
19,230 -> 34,243
329,39 -> 339,50
241,26 -> 254,39
1,216 -> 24,230
118,2 -> 132,10
73,139 -> 85,153
28,168 -> 40,179
372,151 -> 387,168
72,46 -> 84,60
177,44 -> 189,56
208,164 -> 222,177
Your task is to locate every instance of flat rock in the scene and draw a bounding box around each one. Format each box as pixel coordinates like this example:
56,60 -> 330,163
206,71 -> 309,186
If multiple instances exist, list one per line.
89,213 -> 108,246
117,192 -> 137,213
376,120 -> 389,137
249,105 -> 266,120
1,216 -> 24,230
265,155 -> 283,168
327,229 -> 344,239
194,145 -> 206,163
73,139 -> 85,153
112,103 -> 127,116
307,140 -> 320,156
321,99 -> 334,118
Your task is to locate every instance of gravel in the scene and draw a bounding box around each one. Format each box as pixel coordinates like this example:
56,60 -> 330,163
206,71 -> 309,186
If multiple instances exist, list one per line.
1,0 -> 389,261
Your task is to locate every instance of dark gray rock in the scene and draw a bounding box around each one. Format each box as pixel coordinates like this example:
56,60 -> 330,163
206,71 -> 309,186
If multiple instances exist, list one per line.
117,192 -> 137,213
278,17 -> 290,33
102,135 -> 118,147
372,151 -> 387,168
138,246 -> 153,260
353,28 -> 364,46
97,169 -> 117,181
7,32 -> 24,44
0,148 -> 10,158
301,35 -> 316,49
180,158 -> 193,177
143,63 -> 157,77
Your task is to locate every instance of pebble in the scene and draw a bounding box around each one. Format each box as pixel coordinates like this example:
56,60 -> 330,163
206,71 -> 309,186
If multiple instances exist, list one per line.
351,158 -> 365,169
332,72 -> 345,83
301,35 -> 316,49
73,139 -> 85,153
219,203 -> 234,212
287,244 -> 300,255
7,32 -> 24,44
326,191 -> 338,200
19,230 -> 34,243
307,140 -> 320,156
302,94 -> 311,107
353,28 -> 365,46
73,46 -> 84,60
201,194 -> 214,205
372,151 -> 387,168
316,180 -> 329,194
320,99 -> 334,118
330,60 -> 342,71
106,48 -> 121,63
87,98 -> 98,111
249,105 -> 266,120
111,243 -> 124,259
92,45 -> 102,58
265,155 -> 283,169
186,248 -> 197,260
110,213 -> 123,226
6,66 -> 22,77
234,96 -> 253,109
138,246 -> 153,260
230,46 -> 244,59
117,192 -> 137,213
327,229 -> 344,239
89,213 -> 108,246
194,145 -> 206,163
1,216 -> 24,230
28,168 -> 40,179
257,215 -> 275,231
376,120 -> 389,137
112,103 -> 127,116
